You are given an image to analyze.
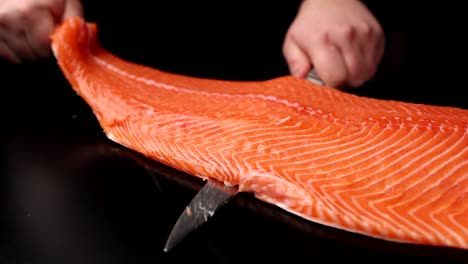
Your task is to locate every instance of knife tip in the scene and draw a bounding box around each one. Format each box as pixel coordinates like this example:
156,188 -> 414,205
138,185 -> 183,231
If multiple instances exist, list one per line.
162,180 -> 238,253
164,234 -> 179,253
163,242 -> 172,253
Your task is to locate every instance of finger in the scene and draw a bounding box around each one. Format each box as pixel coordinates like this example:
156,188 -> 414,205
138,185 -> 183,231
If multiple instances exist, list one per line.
282,34 -> 311,78
374,29 -> 385,67
331,25 -> 367,87
312,35 -> 348,89
0,38 -> 21,63
24,7 -> 55,58
359,21 -> 384,80
63,0 -> 83,19
1,10 -> 39,61
0,15 -> 34,61
5,29 -> 37,61
357,23 -> 377,79
367,17 -> 385,65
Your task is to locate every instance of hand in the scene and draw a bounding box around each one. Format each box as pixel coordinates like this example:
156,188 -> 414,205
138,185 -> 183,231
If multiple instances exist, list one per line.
0,0 -> 82,63
283,0 -> 385,89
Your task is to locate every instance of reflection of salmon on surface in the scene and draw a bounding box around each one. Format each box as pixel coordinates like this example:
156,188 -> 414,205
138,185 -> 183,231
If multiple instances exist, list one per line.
51,17 -> 468,250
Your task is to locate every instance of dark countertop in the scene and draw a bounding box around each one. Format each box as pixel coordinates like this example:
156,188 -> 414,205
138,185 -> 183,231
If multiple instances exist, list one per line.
2,2 -> 468,263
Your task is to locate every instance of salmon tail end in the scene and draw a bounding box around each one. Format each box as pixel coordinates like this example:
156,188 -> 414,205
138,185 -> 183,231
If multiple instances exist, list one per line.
50,17 -> 100,89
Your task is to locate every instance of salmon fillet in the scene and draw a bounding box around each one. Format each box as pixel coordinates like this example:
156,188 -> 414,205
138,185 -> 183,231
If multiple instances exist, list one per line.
50,18 -> 468,250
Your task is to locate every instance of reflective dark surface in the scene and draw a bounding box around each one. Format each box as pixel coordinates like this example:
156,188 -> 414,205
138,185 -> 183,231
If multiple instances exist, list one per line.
2,2 -> 468,263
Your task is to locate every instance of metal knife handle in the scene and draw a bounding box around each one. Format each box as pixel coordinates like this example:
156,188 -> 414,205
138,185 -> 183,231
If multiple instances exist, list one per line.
306,69 -> 324,85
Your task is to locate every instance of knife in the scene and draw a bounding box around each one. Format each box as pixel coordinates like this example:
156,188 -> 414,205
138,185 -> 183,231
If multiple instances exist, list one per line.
306,68 -> 325,85
163,179 -> 238,252
163,69 -> 324,252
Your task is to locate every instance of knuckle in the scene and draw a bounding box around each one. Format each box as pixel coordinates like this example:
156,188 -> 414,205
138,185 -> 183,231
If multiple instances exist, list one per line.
340,24 -> 354,40
358,23 -> 372,37
317,31 -> 331,45
287,21 -> 307,40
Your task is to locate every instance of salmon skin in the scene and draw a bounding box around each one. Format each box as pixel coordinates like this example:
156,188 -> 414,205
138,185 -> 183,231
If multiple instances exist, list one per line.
50,17 -> 468,250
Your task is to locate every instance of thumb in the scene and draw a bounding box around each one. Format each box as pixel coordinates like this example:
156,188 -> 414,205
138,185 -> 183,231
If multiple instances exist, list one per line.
282,35 -> 311,78
62,0 -> 83,19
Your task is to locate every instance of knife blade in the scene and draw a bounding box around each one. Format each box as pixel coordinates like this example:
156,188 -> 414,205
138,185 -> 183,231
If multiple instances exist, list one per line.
306,68 -> 325,85
163,179 -> 238,252
163,69 -> 323,252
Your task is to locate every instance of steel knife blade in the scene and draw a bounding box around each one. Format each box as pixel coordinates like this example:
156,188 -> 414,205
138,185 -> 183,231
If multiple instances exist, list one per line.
163,179 -> 238,252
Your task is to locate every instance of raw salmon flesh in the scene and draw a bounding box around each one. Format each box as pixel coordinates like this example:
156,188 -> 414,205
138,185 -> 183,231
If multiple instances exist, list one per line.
51,18 -> 468,250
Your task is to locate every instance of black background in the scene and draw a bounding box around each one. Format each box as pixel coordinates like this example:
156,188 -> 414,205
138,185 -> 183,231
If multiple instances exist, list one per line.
1,1 -> 467,264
